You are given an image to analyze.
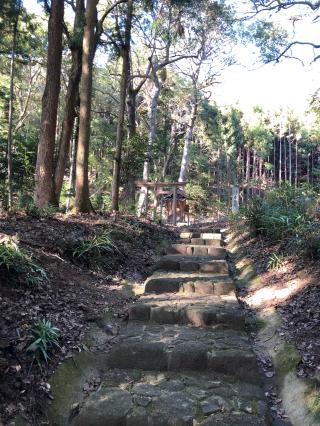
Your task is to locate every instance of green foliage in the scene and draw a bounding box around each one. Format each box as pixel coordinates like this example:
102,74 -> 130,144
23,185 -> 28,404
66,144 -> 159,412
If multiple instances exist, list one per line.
185,183 -> 208,214
267,253 -> 284,270
249,21 -> 288,63
73,230 -> 119,265
27,319 -> 60,365
0,237 -> 47,285
245,184 -> 320,258
19,197 -> 59,217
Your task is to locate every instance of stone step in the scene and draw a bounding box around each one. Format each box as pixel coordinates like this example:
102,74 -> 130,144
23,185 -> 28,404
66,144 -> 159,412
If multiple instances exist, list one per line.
180,232 -> 222,240
154,255 -> 228,273
71,369 -> 269,426
106,323 -> 261,383
129,294 -> 246,329
167,244 -> 223,256
144,271 -> 234,295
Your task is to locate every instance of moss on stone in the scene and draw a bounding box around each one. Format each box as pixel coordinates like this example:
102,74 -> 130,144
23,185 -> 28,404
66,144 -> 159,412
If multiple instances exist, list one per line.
274,343 -> 301,376
47,352 -> 106,426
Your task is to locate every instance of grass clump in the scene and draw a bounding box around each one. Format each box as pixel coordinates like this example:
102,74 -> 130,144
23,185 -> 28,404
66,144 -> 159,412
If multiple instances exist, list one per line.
0,236 -> 47,285
73,230 -> 119,266
27,319 -> 60,366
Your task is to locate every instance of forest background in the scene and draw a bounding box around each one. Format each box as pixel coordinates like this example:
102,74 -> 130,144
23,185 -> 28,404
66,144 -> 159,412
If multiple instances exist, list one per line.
1,0 -> 320,218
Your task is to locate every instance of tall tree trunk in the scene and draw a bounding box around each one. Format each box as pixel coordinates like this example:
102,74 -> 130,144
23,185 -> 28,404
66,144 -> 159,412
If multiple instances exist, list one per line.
111,0 -> 133,212
137,63 -> 161,216
7,5 -> 19,209
34,0 -> 64,207
66,115 -> 79,212
74,0 -> 98,213
295,137 -> 298,187
162,121 -> 177,179
279,134 -> 282,183
284,135 -> 287,181
178,92 -> 197,183
54,0 -> 84,202
288,123 -> 292,184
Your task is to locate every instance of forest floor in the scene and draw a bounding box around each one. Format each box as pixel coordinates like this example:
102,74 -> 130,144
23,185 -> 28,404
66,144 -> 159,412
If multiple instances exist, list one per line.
0,213 -> 177,425
237,232 -> 320,381
231,227 -> 320,422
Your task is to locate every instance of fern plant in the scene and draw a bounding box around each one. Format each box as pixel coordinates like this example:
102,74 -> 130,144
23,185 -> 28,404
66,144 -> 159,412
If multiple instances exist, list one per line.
267,253 -> 284,270
27,319 -> 60,365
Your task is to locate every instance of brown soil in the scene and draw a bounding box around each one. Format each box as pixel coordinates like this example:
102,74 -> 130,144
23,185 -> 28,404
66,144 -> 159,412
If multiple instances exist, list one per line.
0,213 -> 177,425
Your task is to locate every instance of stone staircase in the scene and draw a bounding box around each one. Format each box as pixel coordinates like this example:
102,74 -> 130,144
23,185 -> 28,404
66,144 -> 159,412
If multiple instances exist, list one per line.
71,229 -> 271,426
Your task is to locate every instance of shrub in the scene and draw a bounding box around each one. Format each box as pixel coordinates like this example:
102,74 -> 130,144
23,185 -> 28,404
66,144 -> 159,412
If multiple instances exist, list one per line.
0,237 -> 47,285
27,319 -> 60,365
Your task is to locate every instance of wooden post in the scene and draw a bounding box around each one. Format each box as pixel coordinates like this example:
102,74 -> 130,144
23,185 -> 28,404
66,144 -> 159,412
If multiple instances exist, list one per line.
173,186 -> 177,225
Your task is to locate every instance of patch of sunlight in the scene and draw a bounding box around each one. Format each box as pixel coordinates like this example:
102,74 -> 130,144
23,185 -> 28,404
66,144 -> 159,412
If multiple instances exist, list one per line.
246,279 -> 303,309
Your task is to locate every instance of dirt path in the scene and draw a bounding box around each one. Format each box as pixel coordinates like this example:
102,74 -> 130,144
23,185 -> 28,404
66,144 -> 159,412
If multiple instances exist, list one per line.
47,228 -> 271,425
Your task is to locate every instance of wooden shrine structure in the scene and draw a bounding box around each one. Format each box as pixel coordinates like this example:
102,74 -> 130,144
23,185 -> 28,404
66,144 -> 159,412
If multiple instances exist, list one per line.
135,181 -> 188,225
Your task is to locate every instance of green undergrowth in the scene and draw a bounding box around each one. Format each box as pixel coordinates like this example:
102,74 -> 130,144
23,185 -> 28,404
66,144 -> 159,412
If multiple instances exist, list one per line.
0,237 -> 47,286
274,343 -> 301,377
243,183 -> 320,258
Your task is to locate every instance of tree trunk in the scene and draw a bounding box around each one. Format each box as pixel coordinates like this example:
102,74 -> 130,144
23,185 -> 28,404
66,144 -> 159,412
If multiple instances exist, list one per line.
162,121 -> 177,179
279,135 -> 282,183
111,0 -> 133,212
137,62 -> 161,216
66,115 -> 79,212
7,5 -> 19,209
178,93 -> 197,182
74,0 -> 98,213
34,0 -> 64,207
284,134 -> 287,181
295,137 -> 298,187
54,0 -> 84,202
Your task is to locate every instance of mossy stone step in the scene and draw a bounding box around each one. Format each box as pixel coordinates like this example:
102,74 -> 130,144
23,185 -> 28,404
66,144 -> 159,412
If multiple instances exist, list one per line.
180,232 -> 222,240
129,296 -> 245,329
155,255 -> 228,273
144,271 -> 234,295
71,369 -> 269,426
167,244 -> 223,256
106,323 -> 260,383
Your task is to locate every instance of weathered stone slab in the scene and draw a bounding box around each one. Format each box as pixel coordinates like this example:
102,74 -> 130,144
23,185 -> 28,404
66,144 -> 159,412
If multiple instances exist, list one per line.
167,244 -> 225,255
72,387 -> 133,426
70,368 -> 269,426
191,237 -> 206,245
106,324 -> 258,382
200,233 -> 222,240
144,271 -> 233,294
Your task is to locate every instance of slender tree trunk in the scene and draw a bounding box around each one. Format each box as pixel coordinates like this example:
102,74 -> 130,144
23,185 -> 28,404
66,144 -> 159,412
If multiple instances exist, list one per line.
34,0 -> 64,207
137,63 -> 161,216
7,7 -> 19,209
279,134 -> 282,183
284,134 -> 287,181
295,137 -> 298,187
273,138 -> 276,182
66,115 -> 79,212
74,0 -> 98,213
178,92 -> 197,182
54,0 -> 84,202
289,139 -> 292,184
162,121 -> 177,179
111,0 -> 133,212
